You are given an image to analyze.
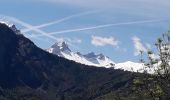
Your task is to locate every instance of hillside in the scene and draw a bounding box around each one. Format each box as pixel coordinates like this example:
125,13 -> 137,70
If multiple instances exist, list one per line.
0,23 -> 137,100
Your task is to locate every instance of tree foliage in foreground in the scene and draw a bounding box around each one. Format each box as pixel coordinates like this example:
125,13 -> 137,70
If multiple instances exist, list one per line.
133,31 -> 170,99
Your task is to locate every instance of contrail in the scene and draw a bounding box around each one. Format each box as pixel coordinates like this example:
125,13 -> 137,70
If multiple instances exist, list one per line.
3,15 -> 81,49
28,19 -> 164,38
30,35 -> 54,44
21,10 -> 99,33
4,16 -> 62,41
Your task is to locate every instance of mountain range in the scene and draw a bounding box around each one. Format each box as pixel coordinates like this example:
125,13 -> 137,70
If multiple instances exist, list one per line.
47,41 -> 148,73
0,22 -> 140,100
47,42 -> 115,68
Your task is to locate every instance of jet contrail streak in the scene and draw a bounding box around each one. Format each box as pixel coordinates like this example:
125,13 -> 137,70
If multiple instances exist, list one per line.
21,10 -> 99,33
3,16 -> 81,49
5,16 -> 61,41
28,19 -> 164,38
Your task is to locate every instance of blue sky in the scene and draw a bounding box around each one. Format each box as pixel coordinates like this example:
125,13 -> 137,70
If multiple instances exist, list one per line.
0,0 -> 170,62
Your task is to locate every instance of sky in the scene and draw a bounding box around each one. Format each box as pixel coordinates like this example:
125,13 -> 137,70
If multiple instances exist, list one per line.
0,0 -> 170,62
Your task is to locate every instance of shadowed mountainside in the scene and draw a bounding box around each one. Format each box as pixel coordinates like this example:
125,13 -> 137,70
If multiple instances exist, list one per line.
0,23 -> 135,100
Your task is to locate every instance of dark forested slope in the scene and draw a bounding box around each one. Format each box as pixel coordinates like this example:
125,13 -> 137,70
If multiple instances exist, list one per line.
0,23 -> 135,100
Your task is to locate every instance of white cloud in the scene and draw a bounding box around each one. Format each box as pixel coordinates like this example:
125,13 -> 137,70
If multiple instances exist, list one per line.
132,36 -> 147,56
91,35 -> 119,47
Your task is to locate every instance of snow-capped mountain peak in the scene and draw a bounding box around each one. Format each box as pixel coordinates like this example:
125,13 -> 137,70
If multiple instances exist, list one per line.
84,52 -> 106,60
76,52 -> 82,56
47,41 -> 154,73
47,42 -> 115,68
48,41 -> 71,57
84,52 -> 96,58
51,41 -> 71,52
97,53 -> 106,60
115,61 -> 144,72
